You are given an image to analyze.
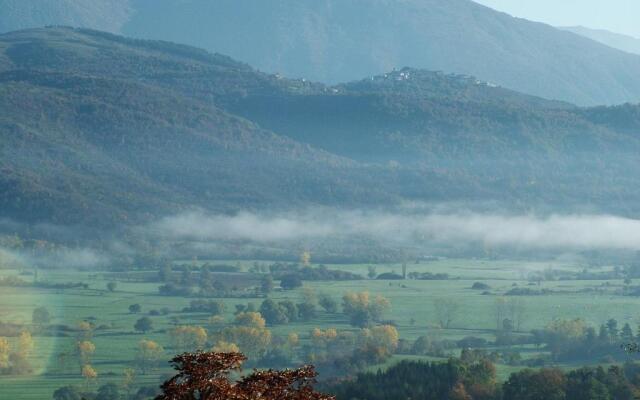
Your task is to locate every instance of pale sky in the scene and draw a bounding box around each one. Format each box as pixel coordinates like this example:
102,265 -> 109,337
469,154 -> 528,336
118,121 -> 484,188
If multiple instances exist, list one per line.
473,0 -> 640,38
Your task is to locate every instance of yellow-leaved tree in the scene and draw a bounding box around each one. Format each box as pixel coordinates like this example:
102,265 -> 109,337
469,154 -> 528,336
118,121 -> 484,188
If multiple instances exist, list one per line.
82,364 -> 98,388
9,331 -> 35,375
77,321 -> 94,340
76,340 -> 96,371
136,339 -> 164,374
301,251 -> 311,267
342,291 -> 390,327
17,331 -> 34,357
122,367 -> 136,398
211,340 -> 240,353
360,325 -> 399,358
220,312 -> 271,358
168,326 -> 208,353
0,337 -> 10,369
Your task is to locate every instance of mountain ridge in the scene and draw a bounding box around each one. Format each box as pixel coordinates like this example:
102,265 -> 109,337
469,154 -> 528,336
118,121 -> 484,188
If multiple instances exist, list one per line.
0,28 -> 401,226
3,27 -> 640,228
119,0 -> 640,106
3,1 -> 640,105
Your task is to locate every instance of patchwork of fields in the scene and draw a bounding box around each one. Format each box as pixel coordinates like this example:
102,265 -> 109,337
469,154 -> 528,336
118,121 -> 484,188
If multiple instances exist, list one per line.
1,258 -> 639,399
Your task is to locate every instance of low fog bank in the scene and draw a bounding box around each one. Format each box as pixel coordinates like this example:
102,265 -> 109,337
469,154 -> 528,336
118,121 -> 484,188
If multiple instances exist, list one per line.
0,245 -> 110,270
145,209 -> 640,251
5,208 -> 640,269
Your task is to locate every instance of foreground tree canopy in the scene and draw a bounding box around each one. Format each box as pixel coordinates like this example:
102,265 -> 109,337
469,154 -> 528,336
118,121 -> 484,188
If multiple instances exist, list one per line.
155,351 -> 333,400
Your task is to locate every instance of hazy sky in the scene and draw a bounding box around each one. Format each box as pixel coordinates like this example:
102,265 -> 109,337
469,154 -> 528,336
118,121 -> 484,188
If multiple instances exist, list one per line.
473,0 -> 640,38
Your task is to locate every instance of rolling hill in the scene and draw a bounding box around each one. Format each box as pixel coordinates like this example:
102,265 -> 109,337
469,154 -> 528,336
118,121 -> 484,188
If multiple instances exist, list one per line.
0,28 -> 403,226
3,27 -> 640,229
3,0 -> 640,105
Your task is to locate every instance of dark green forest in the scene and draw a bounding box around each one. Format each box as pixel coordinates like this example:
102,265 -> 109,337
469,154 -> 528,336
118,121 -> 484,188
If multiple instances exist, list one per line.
329,357 -> 640,400
2,27 -> 640,231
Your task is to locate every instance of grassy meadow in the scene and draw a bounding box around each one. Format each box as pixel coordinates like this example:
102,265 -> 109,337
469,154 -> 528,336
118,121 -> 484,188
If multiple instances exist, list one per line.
0,258 -> 639,399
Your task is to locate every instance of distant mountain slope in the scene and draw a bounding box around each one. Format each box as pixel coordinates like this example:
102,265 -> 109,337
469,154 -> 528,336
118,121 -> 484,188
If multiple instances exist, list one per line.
3,1 -> 640,105
119,0 -> 640,106
561,26 -> 640,56
4,27 -> 640,227
0,0 -> 131,33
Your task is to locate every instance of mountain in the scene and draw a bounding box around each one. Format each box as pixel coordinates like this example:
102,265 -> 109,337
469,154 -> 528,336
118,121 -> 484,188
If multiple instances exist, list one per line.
3,27 -> 640,228
561,26 -> 640,56
0,28 -> 403,227
3,1 -> 640,106
226,67 -> 640,216
0,0 -> 131,33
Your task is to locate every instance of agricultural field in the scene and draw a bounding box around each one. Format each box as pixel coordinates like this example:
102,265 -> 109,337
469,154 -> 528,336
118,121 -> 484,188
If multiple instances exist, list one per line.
0,258 -> 639,399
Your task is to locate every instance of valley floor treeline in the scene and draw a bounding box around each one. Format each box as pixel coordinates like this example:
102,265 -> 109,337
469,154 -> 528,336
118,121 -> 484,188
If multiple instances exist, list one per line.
329,356 -> 640,400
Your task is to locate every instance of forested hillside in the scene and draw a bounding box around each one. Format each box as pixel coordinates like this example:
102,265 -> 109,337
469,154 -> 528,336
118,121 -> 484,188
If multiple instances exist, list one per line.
2,27 -> 640,228
0,28 -> 398,226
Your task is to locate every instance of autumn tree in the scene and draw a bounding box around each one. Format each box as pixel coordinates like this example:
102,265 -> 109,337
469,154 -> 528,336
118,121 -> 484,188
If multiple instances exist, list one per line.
77,340 -> 96,372
136,339 -> 164,374
8,330 -> 35,375
288,332 -> 300,346
342,291 -> 390,327
219,313 -> 271,358
212,341 -> 240,353
156,352 -> 334,400
234,312 -> 266,329
169,326 -> 208,353
449,382 -> 472,400
0,337 -> 9,370
357,325 -> 399,363
301,251 -> 312,267
208,315 -> 226,332
463,358 -> 498,398
82,364 -> 98,389
77,321 -> 94,340
544,318 -> 588,357
122,367 -> 136,398
307,328 -> 356,365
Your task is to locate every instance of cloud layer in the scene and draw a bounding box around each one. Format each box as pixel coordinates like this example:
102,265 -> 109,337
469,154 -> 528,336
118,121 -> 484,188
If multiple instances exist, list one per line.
145,210 -> 640,251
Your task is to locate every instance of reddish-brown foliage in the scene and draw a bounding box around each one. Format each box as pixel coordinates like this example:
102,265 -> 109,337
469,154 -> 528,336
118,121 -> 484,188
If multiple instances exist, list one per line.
156,352 -> 335,400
